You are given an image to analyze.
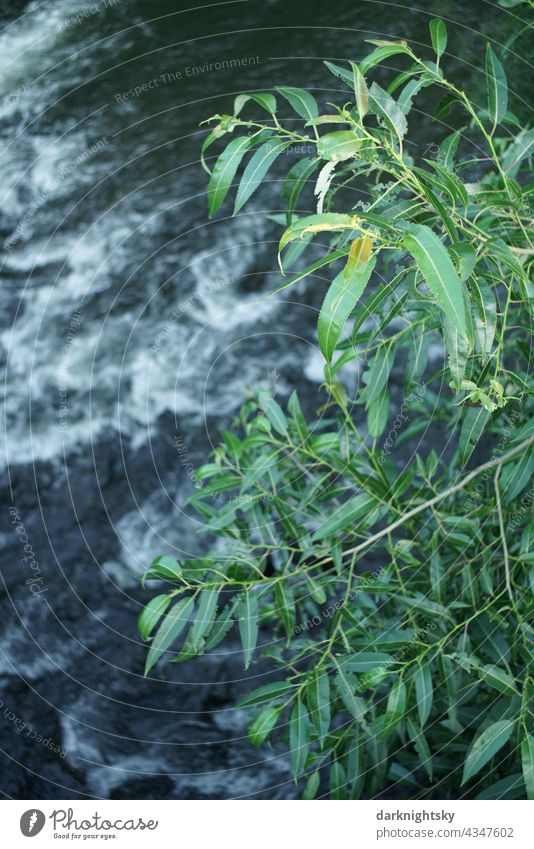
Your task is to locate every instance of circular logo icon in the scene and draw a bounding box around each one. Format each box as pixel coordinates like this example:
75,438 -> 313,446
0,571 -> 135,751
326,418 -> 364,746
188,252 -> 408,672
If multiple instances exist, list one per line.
20,810 -> 46,837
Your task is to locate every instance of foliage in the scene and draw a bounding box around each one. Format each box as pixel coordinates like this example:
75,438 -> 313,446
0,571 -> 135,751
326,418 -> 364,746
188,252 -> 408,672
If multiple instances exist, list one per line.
139,20 -> 534,799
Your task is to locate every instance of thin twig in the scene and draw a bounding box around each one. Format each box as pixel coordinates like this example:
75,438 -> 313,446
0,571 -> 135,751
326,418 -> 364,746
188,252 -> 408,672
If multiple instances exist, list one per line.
339,435 -> 534,562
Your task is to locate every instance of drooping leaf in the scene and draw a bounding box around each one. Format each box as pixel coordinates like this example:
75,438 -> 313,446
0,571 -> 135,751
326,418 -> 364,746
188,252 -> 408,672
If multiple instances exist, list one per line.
368,82 -> 408,143
290,700 -> 310,778
281,156 -> 320,225
461,720 -> 515,785
306,671 -> 331,746
367,389 -> 389,438
360,42 -> 411,75
318,237 -> 376,362
138,594 -> 171,641
471,277 -> 497,359
258,390 -> 288,435
238,590 -> 259,669
459,407 -> 491,466
189,586 -> 219,648
364,345 -> 395,409
330,761 -> 347,799
234,92 -> 277,116
249,705 -> 282,747
442,314 -> 469,389
208,135 -> 253,217
276,86 -> 319,121
485,44 -> 508,129
144,596 -> 195,675
404,224 -> 468,339
407,716 -> 433,781
323,60 -> 353,88
234,139 -> 292,213
521,735 -> 534,800
414,662 -> 433,728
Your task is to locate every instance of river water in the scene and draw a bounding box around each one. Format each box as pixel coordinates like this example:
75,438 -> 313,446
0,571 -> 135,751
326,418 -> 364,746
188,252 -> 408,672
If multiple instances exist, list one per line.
0,0 -> 526,799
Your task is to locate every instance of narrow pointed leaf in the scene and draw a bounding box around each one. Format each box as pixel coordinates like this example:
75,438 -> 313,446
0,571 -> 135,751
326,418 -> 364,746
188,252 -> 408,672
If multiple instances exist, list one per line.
276,86 -> 319,121
404,224 -> 468,339
461,720 -> 515,785
234,139 -> 291,213
249,705 -> 281,747
429,19 -> 447,59
486,45 -> 508,129
318,237 -> 375,362
238,590 -> 259,669
189,587 -> 219,647
290,700 -> 310,778
208,135 -> 253,217
415,663 -> 433,728
144,596 -> 195,675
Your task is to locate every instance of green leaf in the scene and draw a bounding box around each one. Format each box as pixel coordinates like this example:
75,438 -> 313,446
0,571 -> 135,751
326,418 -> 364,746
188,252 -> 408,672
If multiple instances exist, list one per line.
279,212 -> 355,256
238,680 -> 295,707
281,156 -> 320,225
521,735 -> 534,800
290,700 -> 310,778
208,135 -> 253,217
459,407 -> 491,466
367,389 -> 389,438
343,652 -> 395,672
442,314 -> 469,389
306,671 -> 331,746
336,670 -> 367,720
503,127 -> 534,177
351,62 -> 369,118
479,664 -> 518,696
323,60 -> 353,88
368,82 -> 407,143
317,130 -> 362,162
311,492 -> 379,540
438,129 -> 461,171
330,761 -> 347,799
364,345 -> 395,408
144,596 -> 195,675
238,590 -> 259,669
404,224 -> 468,339
234,92 -> 277,116
274,248 -> 349,294
234,139 -> 291,213
189,587 -> 219,648
204,598 -> 238,651
382,678 -> 406,737
414,662 -> 433,728
472,278 -> 497,358
302,771 -> 321,800
248,705 -> 282,747
407,716 -> 433,781
318,237 -> 376,362
138,594 -> 171,641
485,45 -> 508,129
360,42 -> 411,75
429,19 -> 447,59
461,720 -> 515,785
258,390 -> 288,435
276,86 -> 319,121
275,582 -> 296,643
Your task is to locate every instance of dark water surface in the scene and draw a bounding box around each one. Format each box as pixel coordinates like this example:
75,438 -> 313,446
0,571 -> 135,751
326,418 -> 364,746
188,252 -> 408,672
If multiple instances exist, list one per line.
0,0 -> 527,799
